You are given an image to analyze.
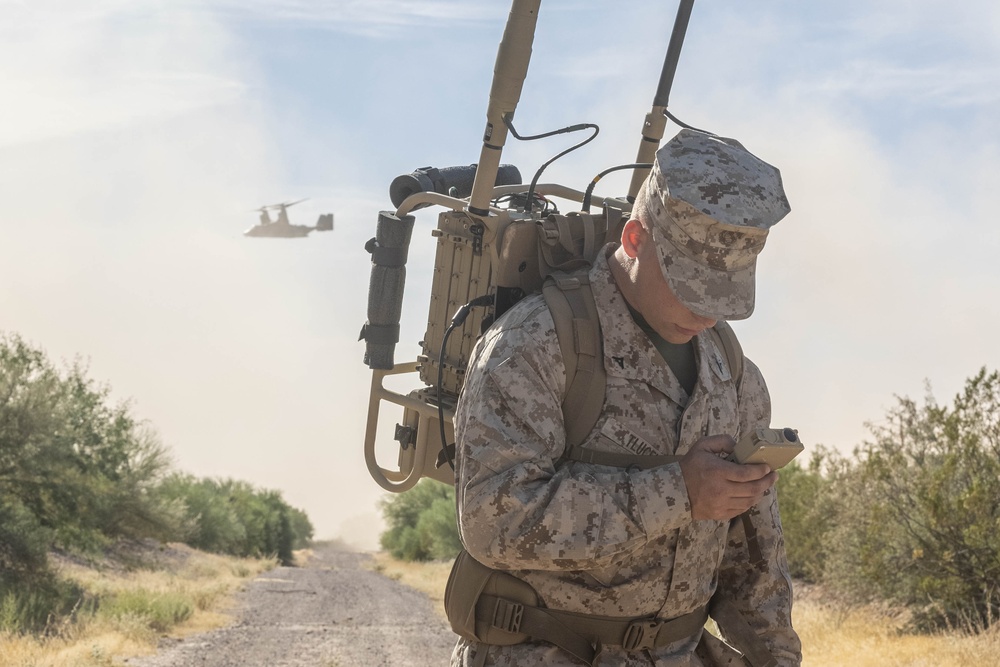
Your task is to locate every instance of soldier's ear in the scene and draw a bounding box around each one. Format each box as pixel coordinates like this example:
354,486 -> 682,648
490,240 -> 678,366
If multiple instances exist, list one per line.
620,218 -> 647,259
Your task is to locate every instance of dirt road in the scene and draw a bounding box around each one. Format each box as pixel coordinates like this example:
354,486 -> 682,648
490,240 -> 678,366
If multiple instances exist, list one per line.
126,542 -> 457,667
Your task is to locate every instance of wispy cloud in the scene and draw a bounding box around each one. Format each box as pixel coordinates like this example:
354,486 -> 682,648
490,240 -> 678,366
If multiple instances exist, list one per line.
1,71 -> 246,148
204,0 -> 495,35
810,60 -> 1000,108
0,2 -> 248,147
793,2 -> 1000,110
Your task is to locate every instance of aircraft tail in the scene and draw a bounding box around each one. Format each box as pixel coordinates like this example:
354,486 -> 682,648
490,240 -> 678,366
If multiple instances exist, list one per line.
316,213 -> 334,231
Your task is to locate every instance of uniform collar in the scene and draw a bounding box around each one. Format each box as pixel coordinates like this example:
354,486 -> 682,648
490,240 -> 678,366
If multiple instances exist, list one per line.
589,246 -> 729,407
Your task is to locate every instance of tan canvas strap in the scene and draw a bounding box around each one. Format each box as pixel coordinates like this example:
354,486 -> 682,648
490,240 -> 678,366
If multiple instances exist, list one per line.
545,271 -> 745,458
539,212 -> 611,275
581,211 -> 596,260
476,594 -> 596,664
476,592 -> 708,664
706,320 -> 745,390
563,448 -> 683,469
542,272 -> 605,451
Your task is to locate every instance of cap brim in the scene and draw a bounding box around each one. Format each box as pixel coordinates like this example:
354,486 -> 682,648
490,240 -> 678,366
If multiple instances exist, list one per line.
651,224 -> 756,321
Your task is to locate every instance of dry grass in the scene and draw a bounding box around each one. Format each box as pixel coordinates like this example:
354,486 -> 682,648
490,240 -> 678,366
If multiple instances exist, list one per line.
795,590 -> 1000,666
367,552 -> 455,620
0,542 -> 277,667
368,555 -> 1000,666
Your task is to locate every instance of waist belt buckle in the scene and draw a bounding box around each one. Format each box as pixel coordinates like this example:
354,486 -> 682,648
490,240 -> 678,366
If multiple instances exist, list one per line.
491,598 -> 524,634
622,619 -> 661,652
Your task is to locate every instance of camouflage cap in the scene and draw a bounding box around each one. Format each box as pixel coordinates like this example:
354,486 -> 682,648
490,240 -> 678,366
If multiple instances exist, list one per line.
641,128 -> 790,320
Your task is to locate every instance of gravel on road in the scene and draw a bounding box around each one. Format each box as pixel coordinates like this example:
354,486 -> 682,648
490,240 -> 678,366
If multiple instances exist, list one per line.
126,542 -> 457,667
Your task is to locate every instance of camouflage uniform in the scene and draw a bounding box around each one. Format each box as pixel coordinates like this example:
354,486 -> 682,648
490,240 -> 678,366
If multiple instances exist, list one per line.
450,249 -> 799,666
451,130 -> 800,666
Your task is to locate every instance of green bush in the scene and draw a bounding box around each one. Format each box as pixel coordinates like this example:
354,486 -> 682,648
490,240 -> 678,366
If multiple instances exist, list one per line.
0,499 -> 85,632
287,506 -> 315,551
774,449 -> 838,582
0,331 -> 317,636
156,475 -> 313,565
379,479 -> 461,561
0,497 -> 52,581
822,369 -> 1000,631
0,570 -> 85,634
156,474 -> 247,554
219,481 -> 300,565
0,333 -> 176,553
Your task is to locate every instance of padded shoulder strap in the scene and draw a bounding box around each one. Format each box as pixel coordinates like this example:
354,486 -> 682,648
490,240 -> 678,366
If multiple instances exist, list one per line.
541,271 -> 605,451
543,281 -> 747,465
704,322 -> 771,568
707,321 -> 745,391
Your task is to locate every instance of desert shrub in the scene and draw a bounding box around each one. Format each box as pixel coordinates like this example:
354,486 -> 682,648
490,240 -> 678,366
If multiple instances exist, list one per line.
0,568 -> 85,634
156,474 -> 247,554
0,497 -> 85,633
774,448 -> 841,582
0,332 -> 314,637
286,505 -> 314,550
221,482 -> 298,565
0,497 -> 51,581
379,479 -> 461,561
157,475 -> 312,565
823,369 -> 1000,631
0,333 -> 176,554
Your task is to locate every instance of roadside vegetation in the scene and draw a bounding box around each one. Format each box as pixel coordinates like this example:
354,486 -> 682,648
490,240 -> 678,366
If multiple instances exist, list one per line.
379,367 -> 1000,662
378,477 -> 461,562
0,332 -> 314,640
778,367 -> 1000,634
0,541 -> 275,667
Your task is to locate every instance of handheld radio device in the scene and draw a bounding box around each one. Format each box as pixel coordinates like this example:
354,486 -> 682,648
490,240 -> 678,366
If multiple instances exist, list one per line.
730,427 -> 804,470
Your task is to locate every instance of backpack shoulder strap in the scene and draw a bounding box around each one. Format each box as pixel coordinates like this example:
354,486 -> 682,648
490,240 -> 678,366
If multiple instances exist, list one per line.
541,270 -> 605,451
542,280 -> 747,466
705,322 -> 767,566
544,273 -> 684,468
707,321 -> 745,392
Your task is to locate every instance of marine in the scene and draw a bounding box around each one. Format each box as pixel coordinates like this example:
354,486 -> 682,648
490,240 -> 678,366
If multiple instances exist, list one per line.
449,129 -> 802,666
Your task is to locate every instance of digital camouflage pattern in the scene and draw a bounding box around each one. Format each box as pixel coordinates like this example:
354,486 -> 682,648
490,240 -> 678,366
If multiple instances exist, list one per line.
642,129 -> 791,321
451,249 -> 800,667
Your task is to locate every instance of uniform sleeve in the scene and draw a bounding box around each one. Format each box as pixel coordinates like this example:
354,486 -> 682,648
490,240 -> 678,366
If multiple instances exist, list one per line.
454,314 -> 692,572
715,359 -> 802,666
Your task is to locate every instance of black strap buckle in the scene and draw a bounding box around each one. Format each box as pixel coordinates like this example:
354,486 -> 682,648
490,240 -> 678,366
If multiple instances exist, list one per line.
491,598 -> 524,634
622,619 -> 661,652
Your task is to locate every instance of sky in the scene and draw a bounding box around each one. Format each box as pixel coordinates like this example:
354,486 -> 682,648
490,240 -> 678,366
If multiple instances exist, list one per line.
1,0 -> 998,550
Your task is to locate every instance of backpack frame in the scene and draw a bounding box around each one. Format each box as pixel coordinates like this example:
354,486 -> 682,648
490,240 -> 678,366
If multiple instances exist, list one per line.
361,195 -> 744,491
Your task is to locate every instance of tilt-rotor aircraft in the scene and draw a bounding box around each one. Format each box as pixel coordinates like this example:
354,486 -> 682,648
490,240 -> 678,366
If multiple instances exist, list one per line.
244,199 -> 334,238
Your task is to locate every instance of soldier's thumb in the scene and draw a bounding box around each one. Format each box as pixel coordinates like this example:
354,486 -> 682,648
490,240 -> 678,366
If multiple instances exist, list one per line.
692,434 -> 736,457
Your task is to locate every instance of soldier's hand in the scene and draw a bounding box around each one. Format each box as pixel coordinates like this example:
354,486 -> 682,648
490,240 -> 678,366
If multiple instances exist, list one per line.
679,435 -> 778,521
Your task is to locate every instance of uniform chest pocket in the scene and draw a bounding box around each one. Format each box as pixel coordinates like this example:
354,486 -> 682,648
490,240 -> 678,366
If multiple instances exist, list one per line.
592,377 -> 684,452
565,410 -> 682,470
599,418 -> 662,456
702,382 -> 742,442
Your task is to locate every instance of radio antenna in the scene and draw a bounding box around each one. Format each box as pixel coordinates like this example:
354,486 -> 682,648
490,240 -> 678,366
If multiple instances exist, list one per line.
626,0 -> 696,202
